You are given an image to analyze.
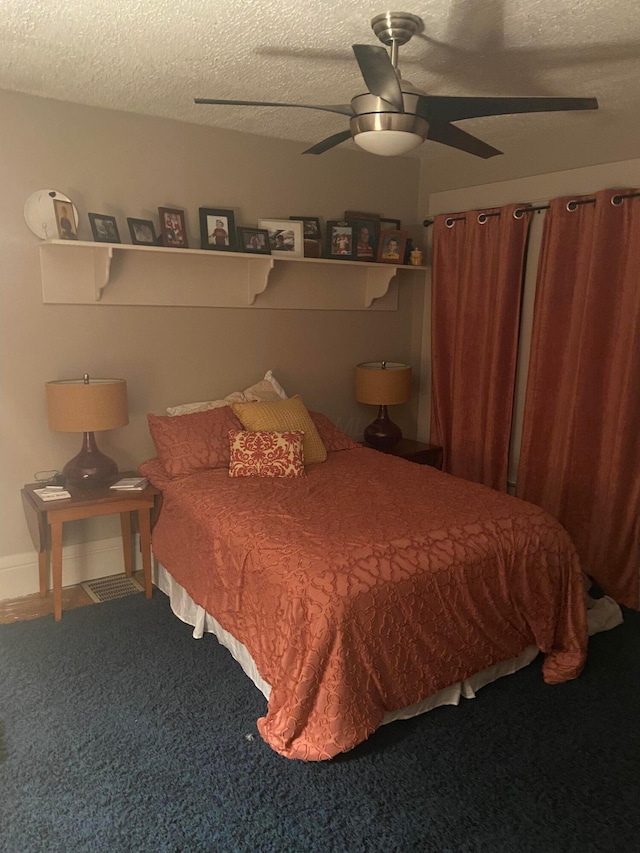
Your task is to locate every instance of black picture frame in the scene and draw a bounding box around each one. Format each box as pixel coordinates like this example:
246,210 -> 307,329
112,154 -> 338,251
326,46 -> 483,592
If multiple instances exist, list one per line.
127,217 -> 157,246
199,207 -> 236,251
326,221 -> 355,259
290,216 -> 322,258
88,213 -> 121,244
158,207 -> 188,248
350,217 -> 379,261
237,227 -> 271,255
380,218 -> 401,231
289,216 -> 322,258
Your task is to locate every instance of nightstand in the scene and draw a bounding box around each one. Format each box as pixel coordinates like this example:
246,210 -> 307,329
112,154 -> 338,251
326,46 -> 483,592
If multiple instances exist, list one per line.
363,438 -> 443,469
21,474 -> 160,621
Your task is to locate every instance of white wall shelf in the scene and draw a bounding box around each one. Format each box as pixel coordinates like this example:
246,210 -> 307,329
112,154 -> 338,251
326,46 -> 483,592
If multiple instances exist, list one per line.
39,240 -> 427,311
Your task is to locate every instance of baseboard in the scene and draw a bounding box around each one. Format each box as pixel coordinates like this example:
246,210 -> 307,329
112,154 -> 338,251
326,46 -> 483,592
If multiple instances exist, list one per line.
0,535 -> 143,601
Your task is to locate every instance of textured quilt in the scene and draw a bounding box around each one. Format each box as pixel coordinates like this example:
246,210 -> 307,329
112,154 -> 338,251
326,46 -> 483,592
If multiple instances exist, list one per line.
141,447 -> 587,760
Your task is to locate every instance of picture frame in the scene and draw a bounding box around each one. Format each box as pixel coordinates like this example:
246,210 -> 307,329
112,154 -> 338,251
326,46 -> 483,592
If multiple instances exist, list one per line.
345,210 -> 381,224
326,221 -> 355,259
377,229 -> 407,264
127,217 -> 157,246
88,213 -> 121,244
199,207 -> 236,251
53,198 -> 78,240
290,216 -> 322,258
258,219 -> 304,258
380,218 -> 401,231
350,217 -> 379,261
158,207 -> 188,248
237,226 -> 271,255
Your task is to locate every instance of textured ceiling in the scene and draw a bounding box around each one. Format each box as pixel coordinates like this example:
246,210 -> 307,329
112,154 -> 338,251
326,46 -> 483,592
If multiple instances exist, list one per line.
3,1 -> 640,188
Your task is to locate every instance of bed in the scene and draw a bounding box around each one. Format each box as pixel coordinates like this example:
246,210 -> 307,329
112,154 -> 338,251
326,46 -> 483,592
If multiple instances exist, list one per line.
139,398 -> 587,761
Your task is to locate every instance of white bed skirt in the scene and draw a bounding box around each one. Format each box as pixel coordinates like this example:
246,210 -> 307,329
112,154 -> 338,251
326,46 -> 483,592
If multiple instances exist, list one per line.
154,562 -> 540,726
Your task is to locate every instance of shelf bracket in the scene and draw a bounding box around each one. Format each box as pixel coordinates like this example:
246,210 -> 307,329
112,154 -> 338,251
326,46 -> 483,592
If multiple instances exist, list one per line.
93,246 -> 113,300
40,242 -> 113,303
247,256 -> 275,304
364,266 -> 398,307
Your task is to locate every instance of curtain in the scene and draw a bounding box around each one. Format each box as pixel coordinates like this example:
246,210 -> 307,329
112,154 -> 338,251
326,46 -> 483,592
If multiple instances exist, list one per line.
517,189 -> 640,608
430,204 -> 531,491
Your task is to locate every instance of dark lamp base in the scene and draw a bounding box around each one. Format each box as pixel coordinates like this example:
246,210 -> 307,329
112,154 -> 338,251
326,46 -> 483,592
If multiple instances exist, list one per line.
363,405 -> 403,449
62,432 -> 119,488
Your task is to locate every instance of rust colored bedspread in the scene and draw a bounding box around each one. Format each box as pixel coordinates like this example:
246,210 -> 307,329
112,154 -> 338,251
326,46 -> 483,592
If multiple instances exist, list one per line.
141,447 -> 587,760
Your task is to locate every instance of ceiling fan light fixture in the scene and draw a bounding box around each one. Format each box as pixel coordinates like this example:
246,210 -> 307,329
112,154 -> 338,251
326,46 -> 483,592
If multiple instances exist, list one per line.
354,129 -> 424,156
350,113 -> 428,157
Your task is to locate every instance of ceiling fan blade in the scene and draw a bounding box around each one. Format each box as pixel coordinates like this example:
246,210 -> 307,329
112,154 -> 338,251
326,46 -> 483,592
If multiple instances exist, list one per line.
302,129 -> 352,155
351,44 -> 404,112
194,98 -> 354,117
417,95 -> 598,124
426,123 -> 502,159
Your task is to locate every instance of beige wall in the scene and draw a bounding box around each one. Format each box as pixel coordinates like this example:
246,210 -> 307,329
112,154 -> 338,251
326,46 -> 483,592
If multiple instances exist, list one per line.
1,89 -> 425,579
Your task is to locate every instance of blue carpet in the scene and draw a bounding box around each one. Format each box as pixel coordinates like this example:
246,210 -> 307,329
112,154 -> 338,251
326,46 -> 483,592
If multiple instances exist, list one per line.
0,592 -> 638,853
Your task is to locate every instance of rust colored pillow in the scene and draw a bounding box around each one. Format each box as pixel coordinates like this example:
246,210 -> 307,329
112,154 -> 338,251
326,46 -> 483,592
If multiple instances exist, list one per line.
309,411 -> 359,453
228,430 -> 306,478
147,406 -> 243,477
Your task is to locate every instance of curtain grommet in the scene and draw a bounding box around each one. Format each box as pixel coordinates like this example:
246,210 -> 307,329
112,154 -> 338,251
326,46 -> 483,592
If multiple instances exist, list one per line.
513,208 -> 525,219
611,195 -> 623,206
445,218 -> 455,228
566,200 -> 578,211
477,213 -> 488,224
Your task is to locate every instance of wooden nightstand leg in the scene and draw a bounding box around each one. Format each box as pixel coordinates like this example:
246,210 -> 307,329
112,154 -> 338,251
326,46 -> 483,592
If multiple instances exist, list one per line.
138,507 -> 153,599
120,511 -> 133,577
50,521 -> 63,621
38,549 -> 49,596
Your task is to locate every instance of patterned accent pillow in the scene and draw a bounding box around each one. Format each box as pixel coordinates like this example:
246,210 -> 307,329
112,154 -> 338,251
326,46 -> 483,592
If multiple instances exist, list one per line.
228,430 -> 306,478
147,406 -> 243,477
309,411 -> 359,452
231,395 -> 328,464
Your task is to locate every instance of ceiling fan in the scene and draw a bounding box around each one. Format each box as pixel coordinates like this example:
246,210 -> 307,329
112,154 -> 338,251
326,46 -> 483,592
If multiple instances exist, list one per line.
195,11 -> 598,158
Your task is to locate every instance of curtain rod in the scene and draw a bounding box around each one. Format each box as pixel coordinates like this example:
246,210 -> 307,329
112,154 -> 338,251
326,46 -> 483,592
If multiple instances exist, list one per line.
422,190 -> 640,228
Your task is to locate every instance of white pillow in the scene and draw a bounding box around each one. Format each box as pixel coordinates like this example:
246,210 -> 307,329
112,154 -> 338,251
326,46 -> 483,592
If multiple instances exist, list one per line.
166,370 -> 287,416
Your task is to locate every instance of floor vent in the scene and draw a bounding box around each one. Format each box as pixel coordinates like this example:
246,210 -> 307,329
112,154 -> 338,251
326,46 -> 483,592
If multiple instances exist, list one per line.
81,574 -> 144,603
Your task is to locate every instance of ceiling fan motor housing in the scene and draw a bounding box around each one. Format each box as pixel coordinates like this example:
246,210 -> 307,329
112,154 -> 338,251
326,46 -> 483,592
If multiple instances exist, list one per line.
350,88 -> 429,154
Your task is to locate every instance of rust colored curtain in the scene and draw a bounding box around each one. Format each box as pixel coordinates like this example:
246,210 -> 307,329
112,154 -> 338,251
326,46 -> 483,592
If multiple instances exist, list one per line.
430,204 -> 531,490
517,189 -> 640,608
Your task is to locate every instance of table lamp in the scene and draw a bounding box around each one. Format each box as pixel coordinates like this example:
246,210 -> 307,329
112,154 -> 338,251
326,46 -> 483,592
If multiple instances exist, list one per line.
46,374 -> 129,487
355,361 -> 412,449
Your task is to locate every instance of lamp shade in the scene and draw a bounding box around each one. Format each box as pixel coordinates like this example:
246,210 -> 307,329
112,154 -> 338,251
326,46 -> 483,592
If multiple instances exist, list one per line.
355,362 -> 412,406
46,377 -> 128,432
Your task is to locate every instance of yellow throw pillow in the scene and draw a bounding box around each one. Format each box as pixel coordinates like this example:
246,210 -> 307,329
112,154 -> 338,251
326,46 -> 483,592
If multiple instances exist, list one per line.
231,396 -> 328,464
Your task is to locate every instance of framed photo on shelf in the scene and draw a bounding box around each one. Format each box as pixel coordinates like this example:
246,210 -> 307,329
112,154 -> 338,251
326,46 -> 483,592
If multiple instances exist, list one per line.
345,210 -> 380,224
127,217 -> 157,246
350,217 -> 379,261
290,216 -> 322,257
380,218 -> 401,231
88,213 -> 121,244
199,207 -> 236,251
258,219 -> 304,257
158,207 -> 188,248
326,221 -> 355,259
237,227 -> 271,255
377,229 -> 407,264
53,199 -> 78,240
